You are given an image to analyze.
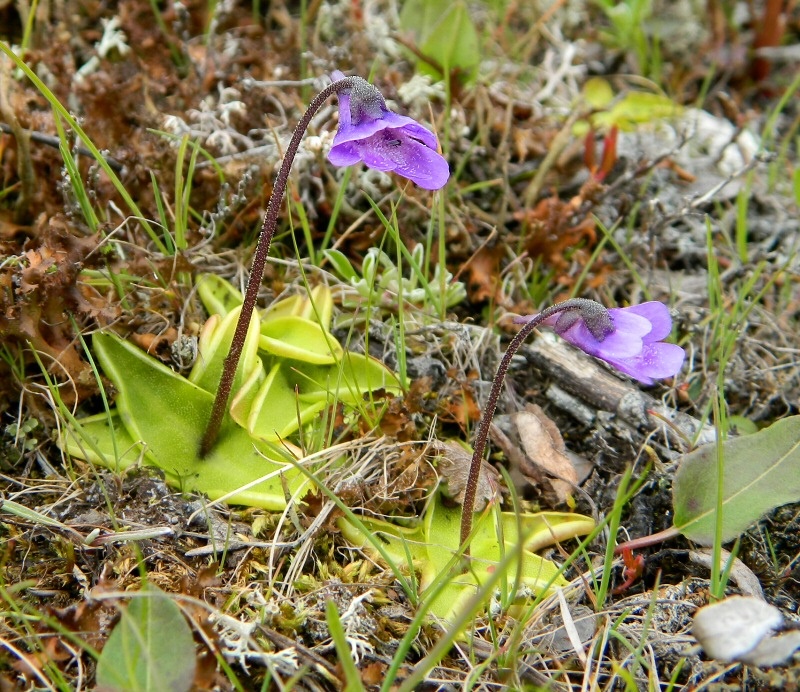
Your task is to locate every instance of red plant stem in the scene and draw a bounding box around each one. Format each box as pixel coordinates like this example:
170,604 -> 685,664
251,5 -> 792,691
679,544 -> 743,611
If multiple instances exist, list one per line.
751,0 -> 785,83
200,78 -> 353,457
459,298 -> 591,551
613,527 -> 680,554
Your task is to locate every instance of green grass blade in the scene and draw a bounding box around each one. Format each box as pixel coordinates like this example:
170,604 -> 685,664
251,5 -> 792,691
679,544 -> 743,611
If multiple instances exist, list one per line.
325,601 -> 366,692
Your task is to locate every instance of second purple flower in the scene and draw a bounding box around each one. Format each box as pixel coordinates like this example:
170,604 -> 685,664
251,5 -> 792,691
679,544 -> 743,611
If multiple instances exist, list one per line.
518,301 -> 685,385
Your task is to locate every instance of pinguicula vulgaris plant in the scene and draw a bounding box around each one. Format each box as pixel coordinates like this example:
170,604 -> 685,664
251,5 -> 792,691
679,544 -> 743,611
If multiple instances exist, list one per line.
460,299 -> 685,548
197,71 -> 685,556
200,71 -> 449,456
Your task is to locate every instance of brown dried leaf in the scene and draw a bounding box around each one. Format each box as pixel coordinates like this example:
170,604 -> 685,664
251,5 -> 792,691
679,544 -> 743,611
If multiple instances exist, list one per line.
361,661 -> 387,686
378,383 -> 422,440
516,405 -> 578,501
505,405 -> 579,505
464,244 -> 503,303
517,195 -> 597,274
129,328 -> 179,359
434,440 -> 502,511
440,371 -> 482,426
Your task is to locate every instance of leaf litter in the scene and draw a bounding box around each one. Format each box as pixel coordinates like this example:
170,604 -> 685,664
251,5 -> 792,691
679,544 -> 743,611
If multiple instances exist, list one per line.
1,1 -> 799,690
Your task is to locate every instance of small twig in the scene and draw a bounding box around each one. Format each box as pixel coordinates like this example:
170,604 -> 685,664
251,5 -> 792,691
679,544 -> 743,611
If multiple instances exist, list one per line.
0,70 -> 36,219
199,77 -> 354,457
391,36 -> 447,78
0,121 -> 124,172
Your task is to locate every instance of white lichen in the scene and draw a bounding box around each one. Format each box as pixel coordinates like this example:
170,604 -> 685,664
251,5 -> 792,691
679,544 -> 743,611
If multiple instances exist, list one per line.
74,16 -> 131,85
162,85 -> 251,155
96,17 -> 131,59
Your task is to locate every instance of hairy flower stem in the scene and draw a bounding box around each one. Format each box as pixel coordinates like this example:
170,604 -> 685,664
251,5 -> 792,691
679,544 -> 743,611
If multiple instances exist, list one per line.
459,299 -> 594,551
200,77 -> 354,457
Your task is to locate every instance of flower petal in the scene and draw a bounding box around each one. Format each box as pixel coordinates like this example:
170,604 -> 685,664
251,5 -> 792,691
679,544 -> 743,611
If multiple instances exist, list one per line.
605,342 -> 685,384
357,131 -> 449,190
332,111 -> 429,148
622,301 -> 674,342
561,318 -> 646,359
607,308 -> 654,339
327,141 -> 362,167
385,117 -> 439,150
333,79 -> 352,130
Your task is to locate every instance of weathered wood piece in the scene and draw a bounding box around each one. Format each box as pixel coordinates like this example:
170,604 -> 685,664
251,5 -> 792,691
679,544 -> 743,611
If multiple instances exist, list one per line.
523,332 -> 715,458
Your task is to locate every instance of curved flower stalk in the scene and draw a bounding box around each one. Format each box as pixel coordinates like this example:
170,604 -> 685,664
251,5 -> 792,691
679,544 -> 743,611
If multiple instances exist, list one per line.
201,72 -> 449,456
460,298 -> 685,549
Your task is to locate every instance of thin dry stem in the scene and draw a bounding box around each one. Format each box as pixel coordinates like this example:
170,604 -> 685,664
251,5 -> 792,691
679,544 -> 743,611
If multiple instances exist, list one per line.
200,77 -> 354,457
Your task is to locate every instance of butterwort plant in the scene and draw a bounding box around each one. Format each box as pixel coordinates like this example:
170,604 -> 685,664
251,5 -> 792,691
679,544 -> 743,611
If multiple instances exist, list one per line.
197,69 -> 686,561
459,298 -> 685,548
201,71 -> 449,455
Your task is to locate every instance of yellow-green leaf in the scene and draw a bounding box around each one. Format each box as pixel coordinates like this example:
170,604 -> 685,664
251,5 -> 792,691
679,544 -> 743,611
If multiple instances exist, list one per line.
91,332 -> 307,509
259,316 -> 344,364
196,273 -> 244,317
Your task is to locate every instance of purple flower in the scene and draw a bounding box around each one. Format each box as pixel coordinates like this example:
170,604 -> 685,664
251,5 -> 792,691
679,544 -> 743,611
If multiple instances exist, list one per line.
327,71 -> 450,190
520,301 -> 685,385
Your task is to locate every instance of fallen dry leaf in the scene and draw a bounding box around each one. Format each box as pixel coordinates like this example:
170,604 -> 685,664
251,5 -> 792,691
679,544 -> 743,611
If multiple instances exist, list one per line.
464,243 -> 504,304
496,404 -> 579,505
434,440 -> 502,511
360,660 -> 387,686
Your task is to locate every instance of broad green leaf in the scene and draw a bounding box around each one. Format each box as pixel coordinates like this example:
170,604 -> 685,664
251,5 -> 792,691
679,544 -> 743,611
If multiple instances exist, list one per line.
399,0 -> 447,45
421,500 -> 569,592
295,353 -> 403,405
259,316 -> 344,364
196,273 -> 244,317
261,294 -> 305,319
95,585 -> 196,692
246,362 -> 328,441
727,415 -> 759,436
261,285 -> 334,329
91,332 -> 307,509
597,91 -> 681,130
337,492 -> 591,621
301,284 -> 335,328
673,416 -> 800,544
499,511 -> 597,554
337,514 -> 429,566
574,80 -> 682,136
229,363 -> 266,431
61,410 -> 143,471
400,0 -> 479,78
